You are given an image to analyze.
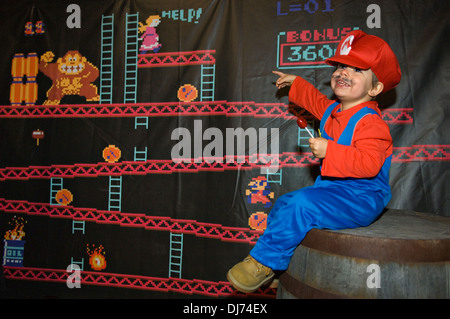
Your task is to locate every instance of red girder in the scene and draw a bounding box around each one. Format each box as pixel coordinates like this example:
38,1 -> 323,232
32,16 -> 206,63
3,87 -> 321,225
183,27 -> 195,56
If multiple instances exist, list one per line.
0,198 -> 263,245
0,152 -> 319,180
392,144 -> 450,162
137,50 -> 216,68
0,102 -> 414,123
3,266 -> 276,298
1,146 -> 449,181
0,101 -> 290,118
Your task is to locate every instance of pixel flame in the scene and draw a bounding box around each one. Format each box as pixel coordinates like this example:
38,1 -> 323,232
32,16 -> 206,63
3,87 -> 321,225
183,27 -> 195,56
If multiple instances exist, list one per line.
87,244 -> 107,271
4,216 -> 26,241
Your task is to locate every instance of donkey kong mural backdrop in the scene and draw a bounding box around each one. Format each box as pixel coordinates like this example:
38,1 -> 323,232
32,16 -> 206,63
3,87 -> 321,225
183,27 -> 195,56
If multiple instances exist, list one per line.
0,0 -> 449,299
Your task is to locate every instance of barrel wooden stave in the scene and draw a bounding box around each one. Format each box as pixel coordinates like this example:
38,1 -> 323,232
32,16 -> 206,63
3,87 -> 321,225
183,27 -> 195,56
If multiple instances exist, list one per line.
277,209 -> 450,299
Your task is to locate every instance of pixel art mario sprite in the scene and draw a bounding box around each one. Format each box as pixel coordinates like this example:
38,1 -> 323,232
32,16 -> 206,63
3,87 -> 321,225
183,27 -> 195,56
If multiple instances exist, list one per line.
246,176 -> 274,208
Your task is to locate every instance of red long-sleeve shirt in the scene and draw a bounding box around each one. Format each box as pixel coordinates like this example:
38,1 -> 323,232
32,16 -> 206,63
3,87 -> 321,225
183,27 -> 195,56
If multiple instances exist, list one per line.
289,76 -> 393,179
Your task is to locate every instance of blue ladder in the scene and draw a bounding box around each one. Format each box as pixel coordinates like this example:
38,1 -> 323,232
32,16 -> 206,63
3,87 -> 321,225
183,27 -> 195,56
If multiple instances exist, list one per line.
266,169 -> 283,185
50,178 -> 63,205
100,14 -> 114,104
70,257 -> 84,271
200,64 -> 215,101
133,147 -> 148,161
108,176 -> 122,211
134,116 -> 148,129
124,13 -> 139,103
168,233 -> 183,278
72,220 -> 85,234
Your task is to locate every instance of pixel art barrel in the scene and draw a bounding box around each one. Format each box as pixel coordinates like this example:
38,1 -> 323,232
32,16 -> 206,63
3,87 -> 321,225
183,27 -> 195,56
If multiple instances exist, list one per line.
3,240 -> 26,267
25,52 -> 38,78
10,80 -> 23,106
277,209 -> 450,299
24,80 -> 38,105
10,53 -> 25,105
11,53 -> 25,78
24,52 -> 38,105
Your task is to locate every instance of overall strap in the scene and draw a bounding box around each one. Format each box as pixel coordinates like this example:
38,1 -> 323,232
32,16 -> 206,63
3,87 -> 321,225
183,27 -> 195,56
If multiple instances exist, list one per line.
337,107 -> 379,146
315,105 -> 391,203
319,101 -> 340,141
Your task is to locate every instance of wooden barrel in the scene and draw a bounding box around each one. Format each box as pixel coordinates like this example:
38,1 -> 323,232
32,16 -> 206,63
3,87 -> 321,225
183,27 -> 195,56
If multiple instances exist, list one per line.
10,81 -> 23,106
24,80 -> 38,106
11,53 -> 25,78
277,209 -> 450,299
25,52 -> 39,78
10,53 -> 25,105
24,53 -> 39,105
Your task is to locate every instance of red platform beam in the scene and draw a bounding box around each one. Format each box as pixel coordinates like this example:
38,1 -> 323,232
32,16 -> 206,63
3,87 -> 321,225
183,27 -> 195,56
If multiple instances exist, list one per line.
137,50 -> 216,68
0,102 -> 413,123
3,266 -> 276,298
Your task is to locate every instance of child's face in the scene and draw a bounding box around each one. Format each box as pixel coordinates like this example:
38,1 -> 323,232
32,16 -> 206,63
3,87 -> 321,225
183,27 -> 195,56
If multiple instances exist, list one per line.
330,64 -> 377,108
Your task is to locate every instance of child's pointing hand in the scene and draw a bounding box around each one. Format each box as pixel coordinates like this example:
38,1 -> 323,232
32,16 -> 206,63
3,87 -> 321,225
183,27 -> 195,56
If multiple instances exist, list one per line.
272,71 -> 297,89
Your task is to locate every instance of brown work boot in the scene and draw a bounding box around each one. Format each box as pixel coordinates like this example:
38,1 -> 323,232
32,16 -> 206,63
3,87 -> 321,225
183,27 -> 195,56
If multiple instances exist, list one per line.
227,255 -> 274,293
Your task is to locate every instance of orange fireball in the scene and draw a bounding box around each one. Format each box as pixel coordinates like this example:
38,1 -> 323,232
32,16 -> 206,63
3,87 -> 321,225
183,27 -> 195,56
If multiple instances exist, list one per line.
87,244 -> 107,271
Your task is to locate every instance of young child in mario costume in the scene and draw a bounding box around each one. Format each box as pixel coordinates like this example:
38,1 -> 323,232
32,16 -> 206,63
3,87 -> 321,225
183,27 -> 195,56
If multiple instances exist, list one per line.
227,30 -> 401,293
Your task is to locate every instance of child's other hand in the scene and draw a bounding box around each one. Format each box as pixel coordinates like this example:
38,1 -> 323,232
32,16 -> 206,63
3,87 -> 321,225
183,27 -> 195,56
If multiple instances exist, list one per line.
309,137 -> 328,159
272,71 -> 297,89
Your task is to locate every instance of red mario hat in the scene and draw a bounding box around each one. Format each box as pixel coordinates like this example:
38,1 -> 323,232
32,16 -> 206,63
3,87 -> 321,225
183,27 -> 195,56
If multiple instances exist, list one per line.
326,30 -> 401,93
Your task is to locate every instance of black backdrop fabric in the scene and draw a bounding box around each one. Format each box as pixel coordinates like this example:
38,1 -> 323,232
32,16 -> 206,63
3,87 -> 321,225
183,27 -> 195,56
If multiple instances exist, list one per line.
0,0 -> 449,298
